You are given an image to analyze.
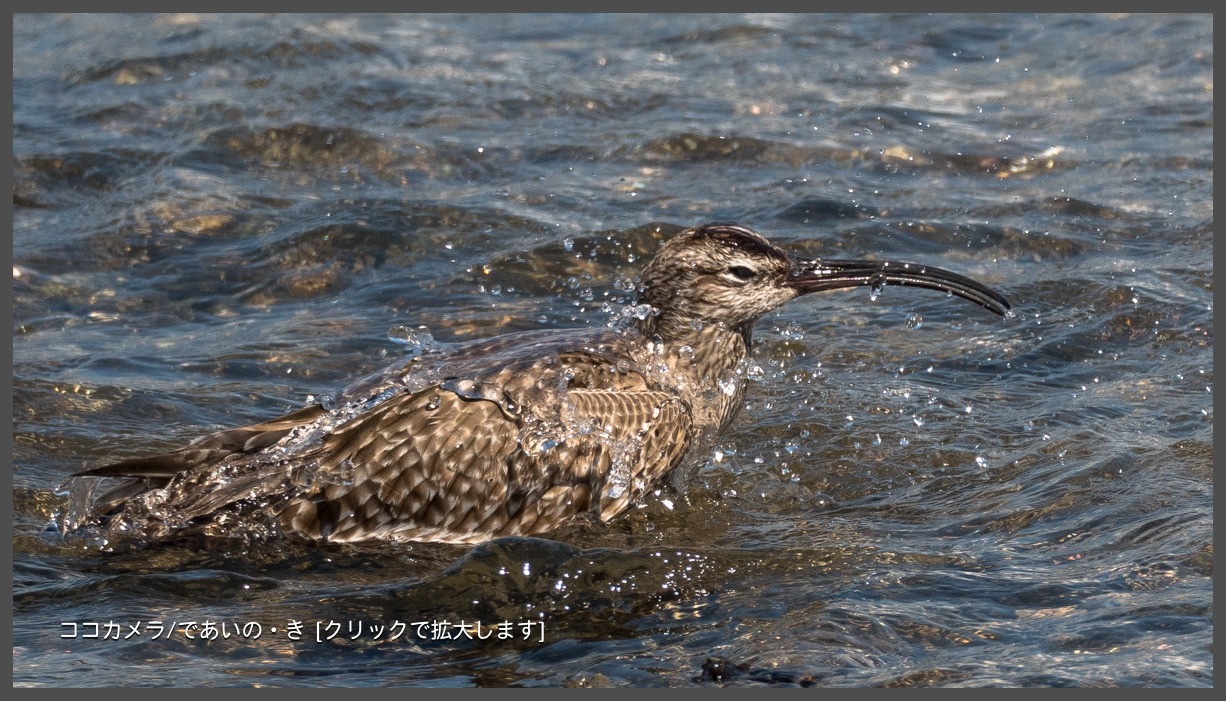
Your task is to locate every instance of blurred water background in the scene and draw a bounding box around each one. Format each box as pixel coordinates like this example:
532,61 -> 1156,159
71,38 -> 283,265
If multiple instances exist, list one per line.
11,13 -> 1212,687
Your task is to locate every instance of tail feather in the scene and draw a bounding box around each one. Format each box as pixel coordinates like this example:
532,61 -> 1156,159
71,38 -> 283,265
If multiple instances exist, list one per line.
73,404 -> 326,481
64,403 -> 328,531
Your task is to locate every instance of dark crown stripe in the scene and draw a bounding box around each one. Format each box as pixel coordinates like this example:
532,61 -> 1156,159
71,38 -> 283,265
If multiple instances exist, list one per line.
691,223 -> 787,261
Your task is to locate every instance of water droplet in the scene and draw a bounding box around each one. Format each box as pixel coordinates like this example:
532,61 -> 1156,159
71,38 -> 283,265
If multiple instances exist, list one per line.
780,322 -> 805,340
425,394 -> 441,410
784,441 -> 799,454
905,312 -> 923,330
912,415 -> 924,427
387,325 -> 413,343
336,459 -> 357,487
975,456 -> 988,469
811,493 -> 836,509
621,303 -> 654,320
562,237 -> 574,252
718,378 -> 738,396
1023,420 -> 1034,431
869,273 -> 887,301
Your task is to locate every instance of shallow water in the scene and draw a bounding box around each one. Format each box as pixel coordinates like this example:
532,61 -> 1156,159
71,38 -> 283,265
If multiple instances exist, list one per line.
11,13 -> 1212,687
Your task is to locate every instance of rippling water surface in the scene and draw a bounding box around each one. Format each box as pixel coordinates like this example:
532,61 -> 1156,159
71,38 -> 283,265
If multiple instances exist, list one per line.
11,13 -> 1212,687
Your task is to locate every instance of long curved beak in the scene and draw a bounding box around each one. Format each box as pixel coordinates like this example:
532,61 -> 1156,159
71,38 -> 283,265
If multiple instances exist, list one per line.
787,258 -> 1012,317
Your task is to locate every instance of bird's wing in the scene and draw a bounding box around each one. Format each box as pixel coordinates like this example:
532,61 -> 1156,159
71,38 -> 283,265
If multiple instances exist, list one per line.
279,383 -> 693,544
72,329 -> 609,486
565,387 -> 694,520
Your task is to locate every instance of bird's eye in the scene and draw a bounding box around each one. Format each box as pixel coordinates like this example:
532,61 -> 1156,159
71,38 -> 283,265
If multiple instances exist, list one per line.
728,265 -> 756,281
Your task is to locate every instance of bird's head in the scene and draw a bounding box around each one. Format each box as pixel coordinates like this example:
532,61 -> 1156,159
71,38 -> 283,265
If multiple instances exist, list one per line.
635,222 -> 1011,340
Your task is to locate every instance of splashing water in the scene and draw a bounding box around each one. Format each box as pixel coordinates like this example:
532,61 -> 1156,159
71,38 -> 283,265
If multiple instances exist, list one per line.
387,325 -> 439,357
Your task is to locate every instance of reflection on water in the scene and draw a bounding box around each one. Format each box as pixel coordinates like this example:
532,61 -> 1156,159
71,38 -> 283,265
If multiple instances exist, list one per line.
12,13 -> 1212,687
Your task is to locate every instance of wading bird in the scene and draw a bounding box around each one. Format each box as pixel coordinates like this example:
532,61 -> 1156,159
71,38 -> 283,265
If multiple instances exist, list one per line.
63,223 -> 1011,545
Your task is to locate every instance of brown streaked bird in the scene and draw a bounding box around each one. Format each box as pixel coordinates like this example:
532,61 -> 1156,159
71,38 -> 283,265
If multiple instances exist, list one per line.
61,223 -> 1012,546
